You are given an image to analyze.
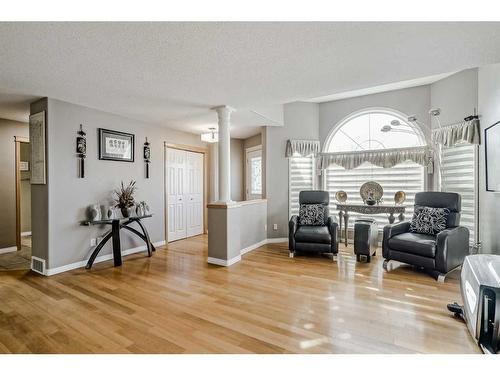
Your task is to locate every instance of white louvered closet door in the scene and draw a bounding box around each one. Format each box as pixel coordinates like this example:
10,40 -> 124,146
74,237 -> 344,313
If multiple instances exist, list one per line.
440,144 -> 477,244
167,148 -> 204,242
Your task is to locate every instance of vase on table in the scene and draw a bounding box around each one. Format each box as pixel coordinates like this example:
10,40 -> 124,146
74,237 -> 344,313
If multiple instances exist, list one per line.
121,207 -> 134,218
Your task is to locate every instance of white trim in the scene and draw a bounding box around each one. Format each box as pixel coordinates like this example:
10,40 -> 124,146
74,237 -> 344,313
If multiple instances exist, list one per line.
266,237 -> 288,244
0,246 -> 17,255
45,240 -> 166,276
240,239 -> 267,255
207,237 -> 288,267
245,145 -> 262,153
21,231 -> 32,237
207,255 -> 241,267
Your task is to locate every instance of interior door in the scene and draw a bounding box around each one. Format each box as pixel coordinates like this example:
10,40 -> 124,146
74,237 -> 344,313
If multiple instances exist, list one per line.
167,148 -> 187,242
186,151 -> 204,237
246,147 -> 263,200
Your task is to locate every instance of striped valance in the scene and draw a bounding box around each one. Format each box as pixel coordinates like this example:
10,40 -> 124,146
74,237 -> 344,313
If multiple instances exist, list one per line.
432,118 -> 480,147
285,139 -> 321,157
317,146 -> 432,171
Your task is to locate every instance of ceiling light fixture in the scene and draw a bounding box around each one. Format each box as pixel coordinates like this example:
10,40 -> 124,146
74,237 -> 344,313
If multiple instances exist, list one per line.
201,127 -> 218,143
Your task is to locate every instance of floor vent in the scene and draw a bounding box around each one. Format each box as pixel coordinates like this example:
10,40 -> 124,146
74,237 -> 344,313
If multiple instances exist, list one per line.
31,256 -> 46,275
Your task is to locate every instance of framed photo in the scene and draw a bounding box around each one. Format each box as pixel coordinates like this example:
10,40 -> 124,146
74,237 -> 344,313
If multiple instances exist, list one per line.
29,111 -> 46,184
98,128 -> 135,162
485,121 -> 500,191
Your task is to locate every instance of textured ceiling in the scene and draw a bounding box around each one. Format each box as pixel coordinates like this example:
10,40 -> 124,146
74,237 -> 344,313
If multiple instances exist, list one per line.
1,22 -> 500,138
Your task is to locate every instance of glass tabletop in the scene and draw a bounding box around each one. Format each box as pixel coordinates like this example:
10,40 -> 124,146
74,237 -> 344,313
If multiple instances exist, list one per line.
81,214 -> 152,226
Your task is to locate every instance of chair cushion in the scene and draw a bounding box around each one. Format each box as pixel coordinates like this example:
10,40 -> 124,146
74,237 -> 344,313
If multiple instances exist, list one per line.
388,232 -> 437,258
409,206 -> 450,235
298,204 -> 325,226
295,225 -> 331,244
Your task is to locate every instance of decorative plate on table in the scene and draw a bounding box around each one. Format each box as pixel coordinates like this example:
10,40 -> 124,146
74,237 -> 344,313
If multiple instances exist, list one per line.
394,190 -> 406,205
359,181 -> 383,203
335,190 -> 347,203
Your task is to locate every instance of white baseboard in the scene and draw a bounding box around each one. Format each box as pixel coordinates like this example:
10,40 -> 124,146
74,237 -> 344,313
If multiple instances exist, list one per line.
207,255 -> 241,266
0,246 -> 17,255
240,239 -> 268,255
21,231 -> 32,237
208,237 -> 288,267
45,240 -> 166,276
266,237 -> 288,244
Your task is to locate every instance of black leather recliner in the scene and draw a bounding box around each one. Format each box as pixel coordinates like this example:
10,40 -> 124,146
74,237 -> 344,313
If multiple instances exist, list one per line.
382,191 -> 470,282
289,190 -> 338,260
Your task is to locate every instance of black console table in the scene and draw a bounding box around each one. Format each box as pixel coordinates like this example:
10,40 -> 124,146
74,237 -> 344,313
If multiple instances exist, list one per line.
81,215 -> 155,269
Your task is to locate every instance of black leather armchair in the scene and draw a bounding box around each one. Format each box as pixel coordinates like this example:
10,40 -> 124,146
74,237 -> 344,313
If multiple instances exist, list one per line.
382,192 -> 470,281
289,190 -> 338,260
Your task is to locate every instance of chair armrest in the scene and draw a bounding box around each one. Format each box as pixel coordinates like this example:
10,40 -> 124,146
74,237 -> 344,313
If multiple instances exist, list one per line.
289,215 -> 299,251
326,216 -> 339,254
382,221 -> 410,258
435,226 -> 470,273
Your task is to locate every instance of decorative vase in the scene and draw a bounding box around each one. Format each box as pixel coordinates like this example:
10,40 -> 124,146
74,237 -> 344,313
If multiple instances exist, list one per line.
366,198 -> 376,206
136,204 -> 144,217
121,207 -> 133,218
89,204 -> 101,221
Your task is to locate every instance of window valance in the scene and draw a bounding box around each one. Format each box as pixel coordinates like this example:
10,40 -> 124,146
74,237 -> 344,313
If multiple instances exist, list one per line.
285,139 -> 321,157
432,118 -> 480,147
317,146 -> 432,170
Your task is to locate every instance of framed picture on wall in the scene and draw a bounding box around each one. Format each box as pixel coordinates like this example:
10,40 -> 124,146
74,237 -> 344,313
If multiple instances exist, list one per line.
98,128 -> 135,162
485,120 -> 500,191
29,111 -> 46,184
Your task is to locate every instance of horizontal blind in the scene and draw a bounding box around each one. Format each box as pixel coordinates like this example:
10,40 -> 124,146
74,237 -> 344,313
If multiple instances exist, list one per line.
289,156 -> 315,217
325,161 -> 425,229
440,144 -> 476,244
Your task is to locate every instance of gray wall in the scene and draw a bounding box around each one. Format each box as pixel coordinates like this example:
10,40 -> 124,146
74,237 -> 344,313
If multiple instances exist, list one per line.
230,138 -> 244,201
243,133 -> 262,150
33,98 -> 205,269
0,118 -> 29,249
478,63 -> 500,254
266,102 -> 319,238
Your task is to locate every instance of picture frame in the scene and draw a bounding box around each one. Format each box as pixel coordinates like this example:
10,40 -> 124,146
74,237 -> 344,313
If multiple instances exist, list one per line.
98,128 -> 135,162
485,120 -> 500,192
29,111 -> 46,184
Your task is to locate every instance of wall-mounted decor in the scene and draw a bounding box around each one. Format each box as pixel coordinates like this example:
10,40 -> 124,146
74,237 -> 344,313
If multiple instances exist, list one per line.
485,121 -> 500,191
143,137 -> 151,178
29,111 -> 46,184
76,124 -> 87,178
98,128 -> 135,162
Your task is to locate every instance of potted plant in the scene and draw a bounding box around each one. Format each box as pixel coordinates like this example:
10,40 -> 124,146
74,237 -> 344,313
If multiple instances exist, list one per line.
114,180 -> 137,218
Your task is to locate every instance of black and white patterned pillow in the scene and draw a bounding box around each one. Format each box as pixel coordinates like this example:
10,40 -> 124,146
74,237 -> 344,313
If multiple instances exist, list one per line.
299,204 -> 325,226
409,205 -> 450,235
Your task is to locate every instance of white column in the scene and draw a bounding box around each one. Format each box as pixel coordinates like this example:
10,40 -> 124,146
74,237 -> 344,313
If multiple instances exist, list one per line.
208,142 -> 219,203
213,105 -> 234,203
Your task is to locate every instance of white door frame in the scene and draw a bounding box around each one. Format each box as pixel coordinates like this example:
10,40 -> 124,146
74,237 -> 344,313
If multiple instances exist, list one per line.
164,143 -> 208,244
245,145 -> 263,200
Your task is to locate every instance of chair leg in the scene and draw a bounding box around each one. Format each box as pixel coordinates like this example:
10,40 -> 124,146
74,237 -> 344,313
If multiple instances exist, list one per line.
289,252 -> 294,258
383,259 -> 390,271
332,253 -> 337,262
437,273 -> 446,283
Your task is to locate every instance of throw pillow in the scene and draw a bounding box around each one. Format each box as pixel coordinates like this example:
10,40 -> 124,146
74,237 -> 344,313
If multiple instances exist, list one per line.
409,205 -> 450,235
299,203 -> 325,226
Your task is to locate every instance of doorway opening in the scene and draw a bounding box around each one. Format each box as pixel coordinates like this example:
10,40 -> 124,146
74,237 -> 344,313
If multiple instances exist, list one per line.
0,135 -> 31,271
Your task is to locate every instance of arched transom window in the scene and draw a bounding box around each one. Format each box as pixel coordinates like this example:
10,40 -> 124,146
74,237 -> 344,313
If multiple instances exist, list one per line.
325,109 -> 425,152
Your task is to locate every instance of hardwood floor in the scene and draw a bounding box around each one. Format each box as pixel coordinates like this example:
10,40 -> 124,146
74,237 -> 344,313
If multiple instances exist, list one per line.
0,235 -> 479,353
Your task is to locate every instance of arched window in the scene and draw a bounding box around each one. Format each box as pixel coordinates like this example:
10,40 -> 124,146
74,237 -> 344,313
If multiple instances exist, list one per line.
323,108 -> 426,230
324,108 -> 425,152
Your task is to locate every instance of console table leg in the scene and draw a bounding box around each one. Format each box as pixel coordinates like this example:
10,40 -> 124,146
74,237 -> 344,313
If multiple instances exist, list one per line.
112,219 -> 122,267
398,213 -> 405,222
338,210 -> 343,244
85,231 -> 112,269
344,211 -> 349,247
135,219 -> 153,257
388,213 -> 395,224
